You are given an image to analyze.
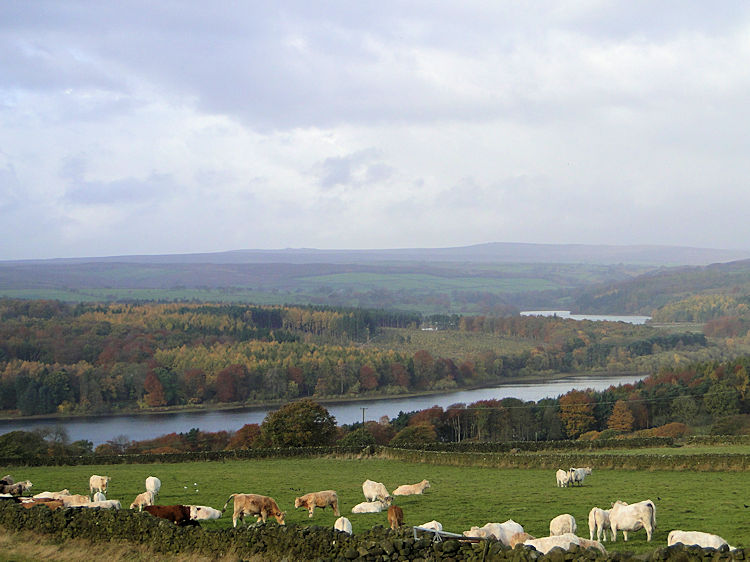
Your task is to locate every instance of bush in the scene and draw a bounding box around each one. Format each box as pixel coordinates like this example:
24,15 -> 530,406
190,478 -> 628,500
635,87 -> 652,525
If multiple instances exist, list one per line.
710,414 -> 750,436
337,427 -> 377,447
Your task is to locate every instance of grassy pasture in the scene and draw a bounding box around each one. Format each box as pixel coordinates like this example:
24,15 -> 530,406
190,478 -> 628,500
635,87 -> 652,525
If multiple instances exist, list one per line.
2,457 -> 748,555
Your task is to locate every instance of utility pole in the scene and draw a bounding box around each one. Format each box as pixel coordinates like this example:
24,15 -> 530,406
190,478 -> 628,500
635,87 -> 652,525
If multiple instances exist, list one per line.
361,407 -> 367,426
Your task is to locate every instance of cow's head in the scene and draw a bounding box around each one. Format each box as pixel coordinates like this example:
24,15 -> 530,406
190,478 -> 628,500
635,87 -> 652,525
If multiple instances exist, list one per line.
294,497 -> 304,508
274,511 -> 286,525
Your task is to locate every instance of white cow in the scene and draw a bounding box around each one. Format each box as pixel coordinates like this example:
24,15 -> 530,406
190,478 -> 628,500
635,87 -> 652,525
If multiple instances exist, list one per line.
362,479 -> 392,505
550,514 -> 577,536
668,530 -> 731,550
33,489 -> 70,500
145,476 -> 161,496
85,499 -> 121,509
351,500 -> 388,513
89,475 -> 110,496
419,520 -> 443,531
463,520 -> 524,546
129,490 -> 155,511
392,479 -> 430,496
555,469 -> 571,487
189,505 -> 222,520
524,533 -> 580,554
569,467 -> 592,486
609,500 -> 656,542
334,516 -> 353,534
92,491 -> 106,502
588,507 -> 612,542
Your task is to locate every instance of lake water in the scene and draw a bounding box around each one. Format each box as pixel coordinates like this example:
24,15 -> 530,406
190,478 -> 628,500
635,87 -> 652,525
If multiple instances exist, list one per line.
0,373 -> 644,446
520,310 -> 652,324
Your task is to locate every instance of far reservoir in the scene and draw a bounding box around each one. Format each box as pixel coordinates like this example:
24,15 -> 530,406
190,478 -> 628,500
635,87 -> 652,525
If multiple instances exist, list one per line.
520,310 -> 652,324
0,373 -> 644,446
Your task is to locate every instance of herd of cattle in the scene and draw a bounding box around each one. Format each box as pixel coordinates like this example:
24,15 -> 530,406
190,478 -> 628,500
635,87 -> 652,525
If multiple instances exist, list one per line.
0,469 -> 738,554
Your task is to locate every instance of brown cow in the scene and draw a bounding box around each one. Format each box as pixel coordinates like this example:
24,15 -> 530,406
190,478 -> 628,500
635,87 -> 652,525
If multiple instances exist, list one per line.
21,499 -> 63,510
222,493 -> 285,527
294,490 -> 340,518
143,504 -> 198,526
388,505 -> 404,530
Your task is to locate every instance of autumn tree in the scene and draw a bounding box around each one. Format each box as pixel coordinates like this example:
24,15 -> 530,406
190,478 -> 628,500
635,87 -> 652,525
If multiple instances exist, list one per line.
559,390 -> 596,438
226,423 -> 261,449
607,400 -> 635,432
389,423 -> 437,446
143,370 -> 166,407
259,399 -> 337,447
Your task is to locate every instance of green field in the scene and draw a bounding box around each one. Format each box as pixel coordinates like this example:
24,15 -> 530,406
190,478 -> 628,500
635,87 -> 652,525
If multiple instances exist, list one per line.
3,457 -> 747,554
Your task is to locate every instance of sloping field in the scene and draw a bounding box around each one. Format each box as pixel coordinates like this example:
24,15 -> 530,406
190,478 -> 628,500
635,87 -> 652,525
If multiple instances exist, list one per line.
2,456 -> 747,555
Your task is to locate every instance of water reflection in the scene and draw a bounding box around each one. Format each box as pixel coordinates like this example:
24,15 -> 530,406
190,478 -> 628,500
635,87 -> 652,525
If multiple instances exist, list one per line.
0,373 -> 643,445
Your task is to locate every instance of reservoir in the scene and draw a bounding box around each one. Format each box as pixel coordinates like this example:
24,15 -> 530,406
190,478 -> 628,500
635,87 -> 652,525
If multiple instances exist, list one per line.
520,311 -> 652,324
0,373 -> 644,446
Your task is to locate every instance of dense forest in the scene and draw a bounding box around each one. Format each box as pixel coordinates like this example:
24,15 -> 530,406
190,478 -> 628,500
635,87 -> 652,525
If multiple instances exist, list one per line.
0,299 -> 726,417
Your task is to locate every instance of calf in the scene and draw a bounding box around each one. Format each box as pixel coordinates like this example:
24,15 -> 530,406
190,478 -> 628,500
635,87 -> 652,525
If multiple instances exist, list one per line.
387,505 -> 404,530
334,516 -> 353,535
222,493 -> 285,527
144,504 -> 197,526
294,490 -> 340,518
130,491 -> 155,511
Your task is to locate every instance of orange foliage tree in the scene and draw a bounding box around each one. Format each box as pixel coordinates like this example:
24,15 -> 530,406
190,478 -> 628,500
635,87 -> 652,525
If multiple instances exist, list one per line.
559,390 -> 596,438
607,400 -> 635,432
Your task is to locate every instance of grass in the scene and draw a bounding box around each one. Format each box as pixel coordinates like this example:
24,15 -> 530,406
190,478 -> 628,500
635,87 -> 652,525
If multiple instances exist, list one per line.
2,457 -> 748,555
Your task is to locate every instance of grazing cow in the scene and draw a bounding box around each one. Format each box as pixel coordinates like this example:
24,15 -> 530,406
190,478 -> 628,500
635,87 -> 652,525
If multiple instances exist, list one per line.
555,469 -> 571,487
668,530 -> 731,550
550,514 -> 577,536
146,476 -> 161,496
130,490 -> 155,511
89,475 -> 110,496
33,489 -> 70,500
92,491 -> 106,502
294,490 -> 340,518
86,499 -> 121,509
20,499 -> 64,511
61,494 -> 91,507
609,500 -> 656,542
222,493 -> 285,527
569,467 -> 592,486
463,520 -> 524,546
524,533 -> 581,554
189,505 -> 222,520
334,516 -> 353,535
362,479 -> 392,505
392,479 -> 430,496
387,505 -> 404,530
144,504 -> 197,526
588,507 -> 612,542
418,520 -> 443,531
351,500 -> 387,513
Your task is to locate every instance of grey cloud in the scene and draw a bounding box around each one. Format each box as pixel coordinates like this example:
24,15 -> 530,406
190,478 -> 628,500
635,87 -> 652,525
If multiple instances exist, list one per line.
316,149 -> 393,189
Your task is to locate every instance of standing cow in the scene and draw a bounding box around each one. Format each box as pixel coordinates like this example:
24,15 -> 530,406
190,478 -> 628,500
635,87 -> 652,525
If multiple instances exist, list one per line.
294,490 -> 340,518
222,493 -> 285,527
89,475 -> 110,497
609,500 -> 656,541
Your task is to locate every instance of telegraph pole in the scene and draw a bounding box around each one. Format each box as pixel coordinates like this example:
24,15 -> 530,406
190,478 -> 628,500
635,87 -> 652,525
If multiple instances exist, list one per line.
361,407 -> 367,425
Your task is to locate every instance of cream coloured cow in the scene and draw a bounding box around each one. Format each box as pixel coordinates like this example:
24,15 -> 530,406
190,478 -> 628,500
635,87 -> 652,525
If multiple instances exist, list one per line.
146,476 -> 161,496
33,489 -> 70,500
351,500 -> 387,513
92,491 -> 106,502
418,520 -> 443,531
392,479 -> 430,496
89,475 -> 110,496
588,507 -> 612,542
550,513 -> 577,536
61,494 -> 91,507
555,469 -> 571,487
668,530 -> 731,549
222,493 -> 285,527
189,505 -> 222,520
294,490 -> 340,518
463,520 -> 524,546
334,516 -> 352,534
524,533 -> 580,554
130,490 -> 155,511
362,479 -> 392,505
85,499 -> 121,509
610,500 -> 656,541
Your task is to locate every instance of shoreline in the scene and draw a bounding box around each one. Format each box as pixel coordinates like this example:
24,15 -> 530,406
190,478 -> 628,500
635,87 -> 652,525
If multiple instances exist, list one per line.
0,370 -> 646,424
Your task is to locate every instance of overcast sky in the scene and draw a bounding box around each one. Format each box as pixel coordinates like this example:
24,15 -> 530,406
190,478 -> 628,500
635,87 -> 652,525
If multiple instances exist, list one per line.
2,2 -> 750,260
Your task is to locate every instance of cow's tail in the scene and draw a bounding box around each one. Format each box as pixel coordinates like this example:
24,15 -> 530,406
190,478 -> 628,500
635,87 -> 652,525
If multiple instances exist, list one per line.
646,499 -> 656,530
221,493 -> 237,514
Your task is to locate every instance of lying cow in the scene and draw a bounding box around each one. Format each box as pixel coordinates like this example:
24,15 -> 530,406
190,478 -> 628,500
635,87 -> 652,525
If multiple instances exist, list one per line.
362,479 -> 392,505
588,507 -> 612,542
668,530 -> 732,550
189,505 -> 222,520
351,500 -> 388,514
334,516 -> 352,535
419,520 -> 443,531
387,505 -> 404,530
144,504 -> 197,526
524,533 -> 580,554
89,475 -> 110,496
509,532 -> 536,548
20,499 -> 64,511
1,480 -> 32,496
550,513 -> 577,536
294,490 -> 340,518
85,500 -> 121,509
130,491 -> 155,511
33,489 -> 70,500
610,500 -> 656,542
463,520 -> 524,546
222,493 -> 285,527
61,494 -> 91,507
392,479 -> 430,496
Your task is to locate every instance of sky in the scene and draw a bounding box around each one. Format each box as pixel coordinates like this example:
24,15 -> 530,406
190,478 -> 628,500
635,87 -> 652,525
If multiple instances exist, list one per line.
2,2 -> 750,260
